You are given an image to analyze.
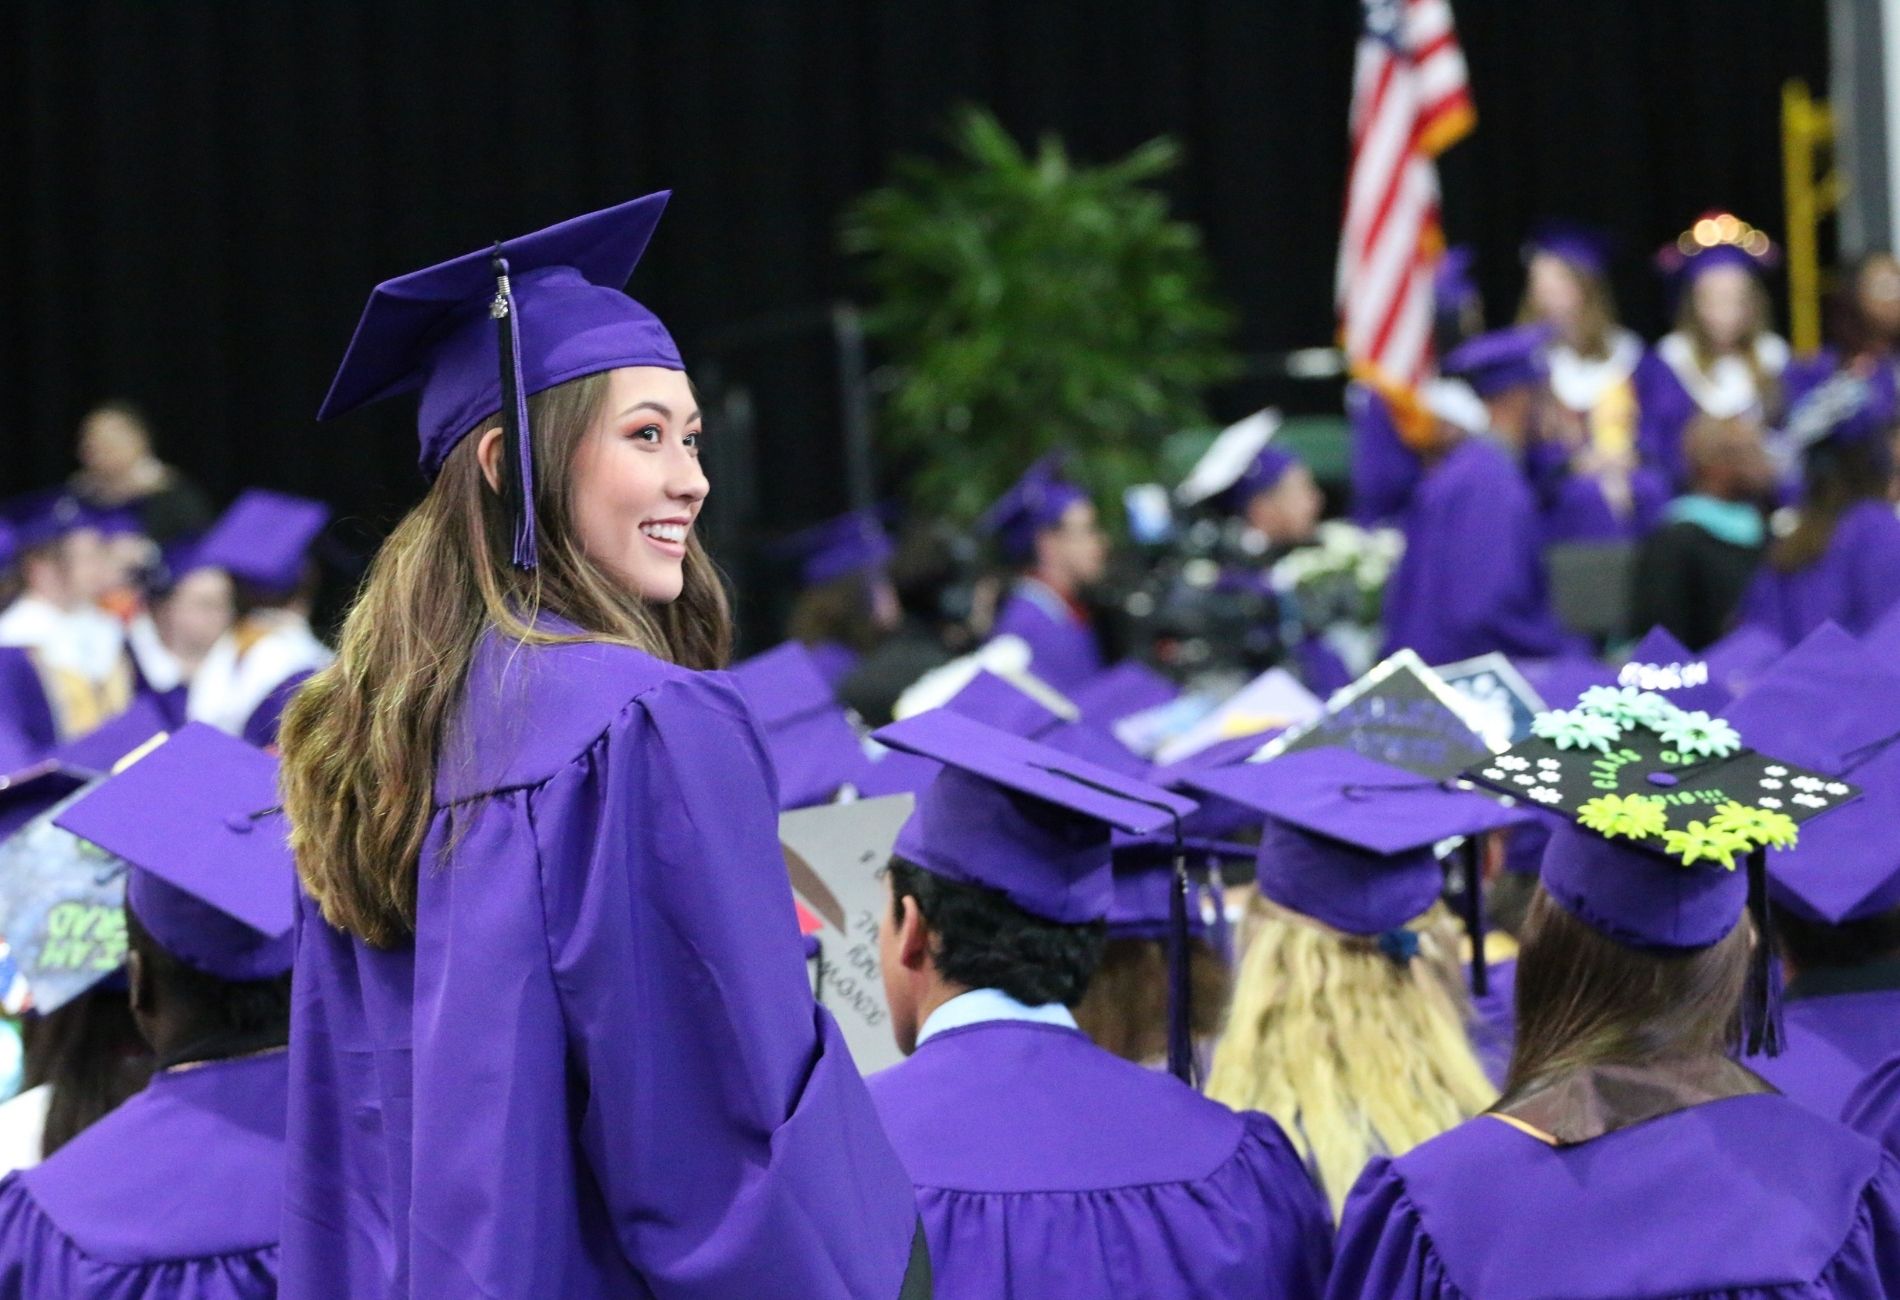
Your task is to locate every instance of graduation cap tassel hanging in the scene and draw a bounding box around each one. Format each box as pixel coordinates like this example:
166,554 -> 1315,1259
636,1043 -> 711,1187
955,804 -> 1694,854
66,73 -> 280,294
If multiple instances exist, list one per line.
1742,846 -> 1784,1057
1461,838 -> 1488,999
1165,819 -> 1196,1088
490,246 -> 540,571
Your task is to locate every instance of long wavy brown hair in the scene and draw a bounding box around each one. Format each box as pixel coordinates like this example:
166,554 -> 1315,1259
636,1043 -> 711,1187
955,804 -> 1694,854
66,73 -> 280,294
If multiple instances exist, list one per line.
279,371 -> 732,947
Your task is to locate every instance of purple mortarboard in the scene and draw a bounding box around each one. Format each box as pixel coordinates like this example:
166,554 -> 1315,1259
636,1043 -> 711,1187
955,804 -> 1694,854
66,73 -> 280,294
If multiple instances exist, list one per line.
53,724 -> 292,981
777,511 -> 894,587
979,454 -> 1089,563
1502,809 -> 1560,875
1614,626 -> 1731,715
51,695 -> 175,778
1656,213 -> 1779,290
1434,245 -> 1480,320
1184,746 -> 1527,937
87,504 -> 144,540
1702,623 -> 1786,698
729,643 -> 870,810
1523,220 -> 1613,280
1720,624 -> 1900,925
1150,729 -> 1288,841
1210,445 -> 1303,517
1782,372 -> 1895,458
1442,325 -> 1552,399
943,670 -> 1068,737
194,490 -> 330,599
1067,661 -> 1180,729
317,192 -> 682,570
1467,689 -> 1857,1054
873,710 -> 1196,926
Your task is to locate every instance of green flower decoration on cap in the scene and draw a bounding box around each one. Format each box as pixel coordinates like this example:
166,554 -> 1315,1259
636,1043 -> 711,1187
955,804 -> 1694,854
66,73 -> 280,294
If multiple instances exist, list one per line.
1531,708 -> 1624,754
1707,801 -> 1800,851
1660,819 -> 1753,870
1654,710 -> 1742,759
1577,793 -> 1668,841
1576,686 -> 1680,730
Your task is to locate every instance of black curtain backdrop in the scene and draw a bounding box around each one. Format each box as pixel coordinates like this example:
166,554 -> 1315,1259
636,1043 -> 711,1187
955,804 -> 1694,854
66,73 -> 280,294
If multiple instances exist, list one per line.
3,1 -> 1827,642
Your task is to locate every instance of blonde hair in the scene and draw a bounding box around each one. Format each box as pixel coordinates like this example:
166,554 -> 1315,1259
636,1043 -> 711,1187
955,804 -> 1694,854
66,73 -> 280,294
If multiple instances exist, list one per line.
1206,892 -> 1496,1217
279,370 -> 732,948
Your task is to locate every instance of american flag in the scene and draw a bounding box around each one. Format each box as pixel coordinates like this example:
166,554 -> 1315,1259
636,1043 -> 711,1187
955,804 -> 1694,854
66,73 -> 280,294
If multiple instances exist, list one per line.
1336,0 -> 1476,441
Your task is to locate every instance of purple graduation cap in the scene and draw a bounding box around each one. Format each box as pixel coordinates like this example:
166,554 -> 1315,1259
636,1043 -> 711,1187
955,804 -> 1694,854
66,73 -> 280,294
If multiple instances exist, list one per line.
1182,746 -> 1528,947
317,192 -> 683,570
1211,445 -> 1303,517
776,510 -> 894,587
53,723 -> 292,981
1614,625 -> 1731,715
1108,836 -> 1247,943
728,642 -> 870,810
1522,219 -> 1613,280
3,490 -> 95,553
1066,661 -> 1180,730
1441,325 -> 1553,399
875,708 -> 1201,1080
1783,371 -> 1894,459
943,670 -> 1069,737
1721,624 -> 1900,927
979,454 -> 1090,564
1466,685 -> 1858,1055
874,709 -> 1196,926
0,760 -> 94,846
194,489 -> 331,599
50,693 -> 176,778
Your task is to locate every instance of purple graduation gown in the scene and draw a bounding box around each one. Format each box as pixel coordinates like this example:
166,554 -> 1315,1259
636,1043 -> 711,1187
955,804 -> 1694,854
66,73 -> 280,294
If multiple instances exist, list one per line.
1736,501 -> 1900,644
0,646 -> 58,764
868,1020 -> 1332,1298
281,630 -> 920,1299
0,1051 -> 286,1298
988,582 -> 1103,693
1382,439 -> 1580,666
239,669 -> 313,750
1525,437 -> 1670,543
1750,971 -> 1900,1119
1467,956 -> 1517,1088
1329,1095 -> 1900,1298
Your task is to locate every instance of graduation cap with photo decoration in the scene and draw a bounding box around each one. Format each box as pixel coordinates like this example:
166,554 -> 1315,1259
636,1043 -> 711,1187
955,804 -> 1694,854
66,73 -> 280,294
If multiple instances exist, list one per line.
0,768 -> 124,1015
1252,650 -> 1497,783
1434,652 -> 1549,749
729,642 -> 871,811
1464,684 -> 1858,1054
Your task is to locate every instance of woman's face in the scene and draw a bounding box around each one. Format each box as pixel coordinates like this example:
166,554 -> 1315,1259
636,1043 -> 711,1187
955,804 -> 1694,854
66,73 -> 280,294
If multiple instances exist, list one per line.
159,567 -> 236,662
78,410 -> 150,479
1525,253 -> 1586,335
1691,265 -> 1757,351
569,366 -> 708,604
1858,256 -> 1900,341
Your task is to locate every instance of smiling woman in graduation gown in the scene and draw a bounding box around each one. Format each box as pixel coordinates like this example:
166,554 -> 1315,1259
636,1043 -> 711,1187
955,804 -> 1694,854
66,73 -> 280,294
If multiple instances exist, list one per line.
1326,696 -> 1900,1299
275,195 -> 925,1299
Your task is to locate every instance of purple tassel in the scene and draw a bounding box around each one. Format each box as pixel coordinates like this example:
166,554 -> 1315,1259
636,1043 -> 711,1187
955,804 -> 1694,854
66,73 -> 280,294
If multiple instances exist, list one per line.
1743,847 -> 1784,1056
490,246 -> 538,570
1166,836 -> 1196,1088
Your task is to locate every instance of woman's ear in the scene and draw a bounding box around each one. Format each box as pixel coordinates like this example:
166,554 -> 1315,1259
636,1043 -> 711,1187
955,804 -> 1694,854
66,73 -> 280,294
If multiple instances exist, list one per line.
475,426 -> 506,494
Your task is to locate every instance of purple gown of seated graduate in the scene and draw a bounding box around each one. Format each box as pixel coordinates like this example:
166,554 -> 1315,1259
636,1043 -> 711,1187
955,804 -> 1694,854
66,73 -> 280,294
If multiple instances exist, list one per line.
988,580 -> 1103,693
869,1019 -> 1331,1299
0,1051 -> 285,1298
1736,501 -> 1900,644
281,630 -> 921,1298
1330,1096 -> 1900,1298
1383,438 -> 1579,666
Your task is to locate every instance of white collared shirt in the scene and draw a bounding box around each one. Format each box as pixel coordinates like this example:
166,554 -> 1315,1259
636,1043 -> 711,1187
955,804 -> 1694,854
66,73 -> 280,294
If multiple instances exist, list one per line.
914,987 -> 1078,1048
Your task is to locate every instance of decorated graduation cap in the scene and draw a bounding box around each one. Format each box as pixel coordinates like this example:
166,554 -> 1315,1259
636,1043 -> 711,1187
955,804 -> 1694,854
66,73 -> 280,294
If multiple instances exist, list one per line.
194,490 -> 331,599
317,192 -> 682,570
1442,325 -> 1552,399
0,764 -> 122,1015
729,642 -> 869,811
1464,686 -> 1856,1055
1782,371 -> 1894,458
1613,625 -> 1731,715
1183,748 -> 1528,978
775,510 -> 895,587
1656,211 -> 1778,287
54,724 -> 293,982
1721,624 -> 1900,926
1174,409 -> 1295,515
875,708 -> 1201,1080
979,453 -> 1090,563
1523,219 -> 1613,280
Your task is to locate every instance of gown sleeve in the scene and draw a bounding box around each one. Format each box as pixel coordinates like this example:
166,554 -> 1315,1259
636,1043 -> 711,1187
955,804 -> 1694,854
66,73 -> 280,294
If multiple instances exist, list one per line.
533,672 -> 922,1300
1325,1156 -> 1465,1299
